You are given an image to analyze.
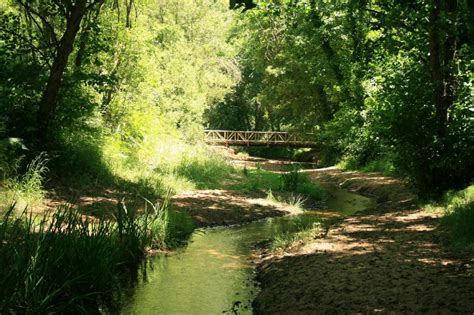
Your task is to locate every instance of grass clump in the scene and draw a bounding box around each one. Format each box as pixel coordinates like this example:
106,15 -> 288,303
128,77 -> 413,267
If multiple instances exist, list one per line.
175,151 -> 233,189
0,153 -> 48,209
280,165 -> 301,191
269,216 -> 325,251
338,156 -> 396,177
0,199 -> 181,313
231,167 -> 323,201
280,166 -> 324,200
438,185 -> 474,250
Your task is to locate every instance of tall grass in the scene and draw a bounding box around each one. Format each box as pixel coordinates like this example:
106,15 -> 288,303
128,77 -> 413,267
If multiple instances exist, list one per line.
338,156 -> 396,176
280,165 -> 301,191
102,138 -> 234,197
269,217 -> 325,251
0,153 -> 48,209
231,167 -> 324,201
0,200 -> 176,313
439,185 -> 474,249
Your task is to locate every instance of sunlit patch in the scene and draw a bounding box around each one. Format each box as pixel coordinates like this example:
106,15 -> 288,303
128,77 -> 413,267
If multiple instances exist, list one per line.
405,224 -> 435,232
207,249 -> 242,260
222,262 -> 249,270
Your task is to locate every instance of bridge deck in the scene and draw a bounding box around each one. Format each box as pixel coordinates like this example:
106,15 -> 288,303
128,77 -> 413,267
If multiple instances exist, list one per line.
204,130 -> 317,147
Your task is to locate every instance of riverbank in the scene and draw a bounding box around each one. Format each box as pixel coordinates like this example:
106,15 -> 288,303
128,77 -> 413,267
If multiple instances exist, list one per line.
253,168 -> 474,313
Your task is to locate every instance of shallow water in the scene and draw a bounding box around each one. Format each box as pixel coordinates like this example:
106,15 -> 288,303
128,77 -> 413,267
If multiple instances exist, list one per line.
122,189 -> 374,314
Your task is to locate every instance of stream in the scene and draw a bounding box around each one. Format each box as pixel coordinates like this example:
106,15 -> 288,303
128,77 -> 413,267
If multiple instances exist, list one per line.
122,188 -> 374,314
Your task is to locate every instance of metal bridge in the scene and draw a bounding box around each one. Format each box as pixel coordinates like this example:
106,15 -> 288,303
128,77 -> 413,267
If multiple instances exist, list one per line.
204,130 -> 317,147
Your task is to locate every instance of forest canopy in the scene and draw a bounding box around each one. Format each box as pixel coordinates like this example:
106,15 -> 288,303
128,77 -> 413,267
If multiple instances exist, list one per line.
209,0 -> 473,192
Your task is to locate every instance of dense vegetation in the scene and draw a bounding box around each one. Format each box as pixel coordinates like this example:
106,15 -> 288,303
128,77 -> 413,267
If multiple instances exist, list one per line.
0,0 -> 472,312
0,0 -> 238,201
0,0 -> 238,311
209,0 -> 473,194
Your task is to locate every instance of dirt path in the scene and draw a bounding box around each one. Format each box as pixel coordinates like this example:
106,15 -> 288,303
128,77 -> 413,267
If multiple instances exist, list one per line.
254,168 -> 474,314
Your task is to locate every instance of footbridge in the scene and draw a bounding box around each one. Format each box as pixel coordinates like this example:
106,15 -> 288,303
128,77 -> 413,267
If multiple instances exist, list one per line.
204,130 -> 317,148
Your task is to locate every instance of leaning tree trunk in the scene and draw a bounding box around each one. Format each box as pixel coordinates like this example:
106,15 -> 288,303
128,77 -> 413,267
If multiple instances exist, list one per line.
37,0 -> 88,144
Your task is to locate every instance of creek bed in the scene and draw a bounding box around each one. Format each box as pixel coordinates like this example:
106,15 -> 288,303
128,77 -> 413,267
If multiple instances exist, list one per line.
121,188 -> 374,314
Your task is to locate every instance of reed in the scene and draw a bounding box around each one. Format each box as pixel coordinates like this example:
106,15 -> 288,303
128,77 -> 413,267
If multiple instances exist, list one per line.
0,200 -> 170,313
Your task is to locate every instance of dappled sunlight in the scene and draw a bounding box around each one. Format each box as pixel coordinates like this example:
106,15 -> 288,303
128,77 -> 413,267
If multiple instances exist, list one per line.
206,249 -> 242,261
221,262 -> 249,270
256,201 -> 474,313
1,0 -> 471,311
172,189 -> 293,227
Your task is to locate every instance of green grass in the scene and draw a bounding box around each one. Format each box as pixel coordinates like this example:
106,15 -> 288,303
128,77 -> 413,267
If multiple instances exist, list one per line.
0,153 -> 48,209
0,199 -> 192,313
229,168 -> 281,192
437,185 -> 474,250
338,157 -> 396,176
46,128 -> 235,201
107,142 -> 234,197
229,167 -> 323,201
268,217 -> 325,251
174,153 -> 233,189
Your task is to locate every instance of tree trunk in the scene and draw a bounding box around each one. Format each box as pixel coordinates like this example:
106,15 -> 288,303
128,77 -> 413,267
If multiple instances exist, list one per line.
37,0 -> 88,143
429,0 -> 458,138
125,0 -> 133,28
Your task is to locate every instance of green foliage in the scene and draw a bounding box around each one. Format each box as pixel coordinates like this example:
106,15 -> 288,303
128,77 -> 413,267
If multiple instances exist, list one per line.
0,153 -> 48,208
174,150 -> 233,189
212,0 -> 473,194
0,201 -> 178,313
339,156 -> 396,177
209,0 -> 367,132
232,167 -> 323,200
268,217 -> 324,251
232,168 -> 281,192
103,141 -> 234,197
0,0 -> 240,199
440,185 -> 474,249
296,181 -> 324,201
280,166 -> 301,191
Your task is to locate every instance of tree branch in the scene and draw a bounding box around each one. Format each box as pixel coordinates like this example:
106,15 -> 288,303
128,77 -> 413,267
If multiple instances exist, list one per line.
0,26 -> 53,70
15,0 -> 60,48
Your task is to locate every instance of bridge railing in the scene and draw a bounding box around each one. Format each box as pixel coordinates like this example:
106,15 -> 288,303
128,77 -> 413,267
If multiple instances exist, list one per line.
204,130 -> 317,147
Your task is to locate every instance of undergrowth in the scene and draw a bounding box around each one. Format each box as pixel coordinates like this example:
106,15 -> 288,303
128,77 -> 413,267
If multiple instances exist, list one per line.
0,197 -> 192,313
0,152 -> 48,209
435,185 -> 474,250
338,156 -> 396,176
102,137 -> 233,197
230,167 -> 323,201
268,216 -> 325,251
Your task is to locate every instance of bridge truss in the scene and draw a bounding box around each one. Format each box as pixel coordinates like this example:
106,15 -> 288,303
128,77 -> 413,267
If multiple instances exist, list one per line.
204,130 -> 317,148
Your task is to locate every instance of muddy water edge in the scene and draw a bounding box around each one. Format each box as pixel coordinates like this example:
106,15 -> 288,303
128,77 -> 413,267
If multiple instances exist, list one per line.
120,183 -> 374,314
